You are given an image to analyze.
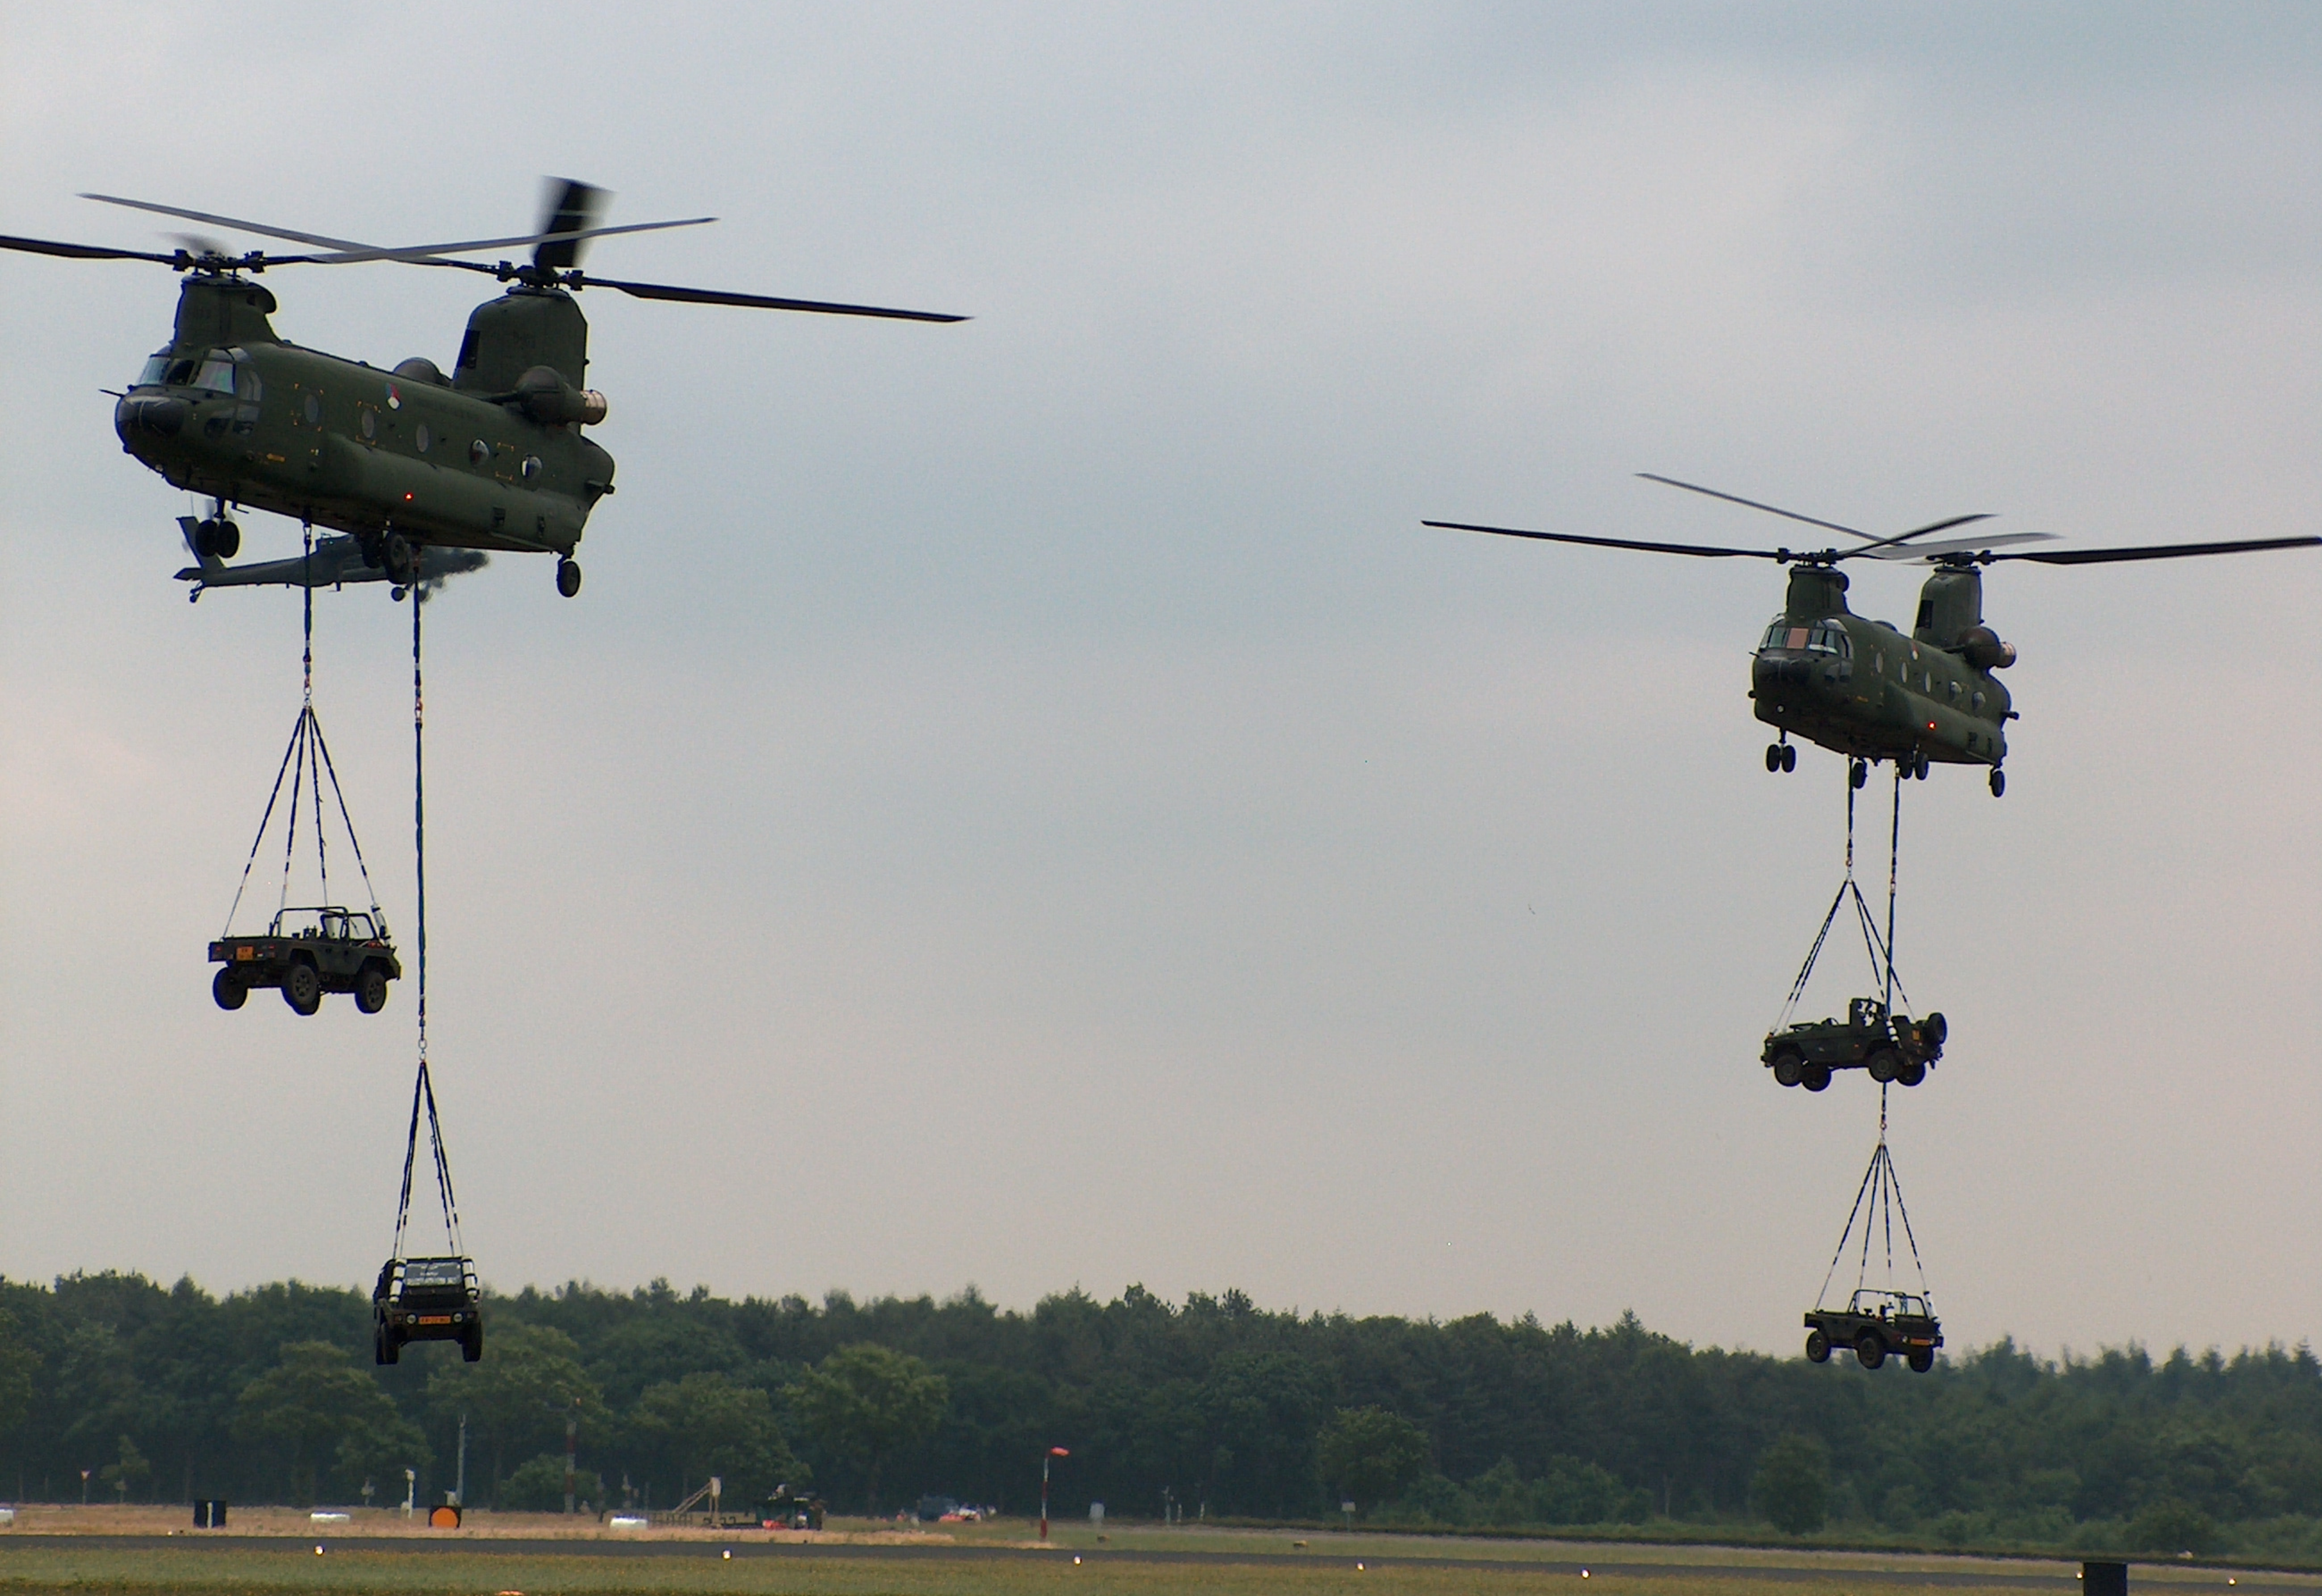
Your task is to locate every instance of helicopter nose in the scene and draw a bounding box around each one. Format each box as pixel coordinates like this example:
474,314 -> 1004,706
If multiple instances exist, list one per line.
116,393 -> 189,442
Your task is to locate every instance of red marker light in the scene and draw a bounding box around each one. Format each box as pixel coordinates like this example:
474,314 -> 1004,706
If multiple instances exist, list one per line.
1050,1446 -> 1070,1457
403,492 -> 414,501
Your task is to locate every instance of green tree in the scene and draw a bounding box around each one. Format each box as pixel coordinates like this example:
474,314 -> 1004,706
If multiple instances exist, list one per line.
2128,1498 -> 2221,1555
1317,1406 -> 1430,1515
232,1342 -> 406,1505
787,1343 -> 948,1512
1751,1432 -> 1830,1536
0,1306 -> 37,1439
426,1323 -> 605,1505
500,1453 -> 606,1512
630,1371 -> 803,1508
96,1434 -> 151,1503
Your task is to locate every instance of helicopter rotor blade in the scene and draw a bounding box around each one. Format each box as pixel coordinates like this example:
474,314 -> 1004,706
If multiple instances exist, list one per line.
1636,474 -> 1873,540
1838,512 -> 1998,558
0,232 -> 183,265
1856,530 -> 2060,561
580,273 -> 968,322
80,193 -> 376,252
307,216 -> 713,265
79,191 -> 712,268
535,179 -> 605,272
1426,520 -> 1787,560
1985,535 -> 2322,566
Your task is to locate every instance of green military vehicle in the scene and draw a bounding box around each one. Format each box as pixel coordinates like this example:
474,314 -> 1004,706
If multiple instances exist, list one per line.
372,1255 -> 482,1364
210,905 -> 400,1016
1764,996 -> 1944,1091
1805,1288 -> 1942,1372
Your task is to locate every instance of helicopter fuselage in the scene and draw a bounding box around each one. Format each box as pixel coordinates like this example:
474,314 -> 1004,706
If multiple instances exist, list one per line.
113,273 -> 612,569
1750,565 -> 2014,769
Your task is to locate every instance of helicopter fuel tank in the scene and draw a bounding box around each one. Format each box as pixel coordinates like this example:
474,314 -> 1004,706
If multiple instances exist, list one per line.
453,286 -> 589,393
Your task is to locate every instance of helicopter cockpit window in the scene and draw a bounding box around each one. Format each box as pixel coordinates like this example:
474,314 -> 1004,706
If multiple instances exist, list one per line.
136,353 -> 172,388
1805,623 -> 1851,657
193,353 -> 238,395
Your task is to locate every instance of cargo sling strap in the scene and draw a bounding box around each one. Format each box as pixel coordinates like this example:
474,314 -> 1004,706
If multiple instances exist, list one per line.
220,530 -> 385,937
391,565 -> 463,1258
1771,762 -> 1909,1034
1814,1092 -> 1934,1310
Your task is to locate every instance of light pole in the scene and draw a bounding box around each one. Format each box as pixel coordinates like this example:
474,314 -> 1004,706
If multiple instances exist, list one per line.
1039,1447 -> 1069,1541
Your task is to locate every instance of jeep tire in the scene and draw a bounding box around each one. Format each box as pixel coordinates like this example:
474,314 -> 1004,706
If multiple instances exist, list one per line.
1771,1048 -> 1805,1088
1867,1047 -> 1901,1084
1802,1064 -> 1831,1092
1908,1348 -> 1935,1374
1805,1328 -> 1830,1364
1856,1331 -> 1887,1370
283,959 -> 322,1016
461,1322 -> 484,1363
1898,1060 -> 1927,1088
355,964 -> 390,1014
212,968 -> 248,1011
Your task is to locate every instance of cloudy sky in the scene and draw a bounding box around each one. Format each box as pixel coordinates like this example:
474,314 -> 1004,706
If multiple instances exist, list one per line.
5,3 -> 2320,1361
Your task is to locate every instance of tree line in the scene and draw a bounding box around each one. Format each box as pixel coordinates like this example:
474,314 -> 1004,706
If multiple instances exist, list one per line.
2,1272 -> 2319,1562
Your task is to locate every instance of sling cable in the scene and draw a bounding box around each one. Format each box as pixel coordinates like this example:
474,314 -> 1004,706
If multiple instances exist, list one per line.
210,529 -> 398,1017
374,559 -> 484,1366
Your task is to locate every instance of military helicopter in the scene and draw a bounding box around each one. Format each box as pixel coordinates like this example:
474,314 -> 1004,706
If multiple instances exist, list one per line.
3,182 -> 963,597
173,508 -> 486,601
1430,475 -> 2321,796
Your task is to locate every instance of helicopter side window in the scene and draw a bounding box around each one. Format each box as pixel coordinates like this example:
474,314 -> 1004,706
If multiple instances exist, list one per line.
236,365 -> 262,402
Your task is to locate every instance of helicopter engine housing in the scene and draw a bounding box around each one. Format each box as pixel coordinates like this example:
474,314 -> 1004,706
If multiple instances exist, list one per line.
1958,626 -> 2017,670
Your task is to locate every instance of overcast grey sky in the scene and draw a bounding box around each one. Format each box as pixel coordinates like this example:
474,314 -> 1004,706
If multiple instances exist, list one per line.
5,3 -> 2320,1360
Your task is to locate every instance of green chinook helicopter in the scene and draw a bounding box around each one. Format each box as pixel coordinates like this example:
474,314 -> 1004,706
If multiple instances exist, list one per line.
1431,475 -> 2321,796
2,183 -> 962,597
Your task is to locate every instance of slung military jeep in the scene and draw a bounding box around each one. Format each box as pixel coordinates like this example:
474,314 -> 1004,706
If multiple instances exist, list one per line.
210,906 -> 401,1016
373,1255 -> 482,1364
1805,1288 -> 1942,1373
1764,996 -> 1944,1091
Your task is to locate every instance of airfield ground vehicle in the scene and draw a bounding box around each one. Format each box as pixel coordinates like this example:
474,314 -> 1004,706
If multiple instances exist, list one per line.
210,905 -> 400,1015
1764,996 -> 1943,1090
1805,1288 -> 1942,1372
767,1489 -> 828,1530
373,1255 -> 481,1364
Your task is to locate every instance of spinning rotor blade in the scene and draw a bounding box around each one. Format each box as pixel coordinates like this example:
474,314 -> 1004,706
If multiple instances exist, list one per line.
80,191 -> 711,267
1856,530 -> 2059,561
1987,535 -> 2322,566
1425,520 -> 1785,559
1637,474 -> 1996,557
1637,473 -> 1873,539
0,232 -> 182,264
308,216 -> 712,265
535,179 -> 604,272
582,274 -> 968,322
81,192 -> 374,252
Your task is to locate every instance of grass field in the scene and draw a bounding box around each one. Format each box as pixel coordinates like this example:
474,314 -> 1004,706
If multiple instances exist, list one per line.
1,1511 -> 2304,1596
0,1547 -> 2087,1596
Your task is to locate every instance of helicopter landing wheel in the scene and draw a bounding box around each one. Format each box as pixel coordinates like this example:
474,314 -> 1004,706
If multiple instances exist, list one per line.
1765,743 -> 1782,773
1780,743 -> 1796,772
1989,767 -> 2005,798
556,557 -> 582,598
1850,759 -> 1867,790
383,533 -> 416,584
213,519 -> 239,558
